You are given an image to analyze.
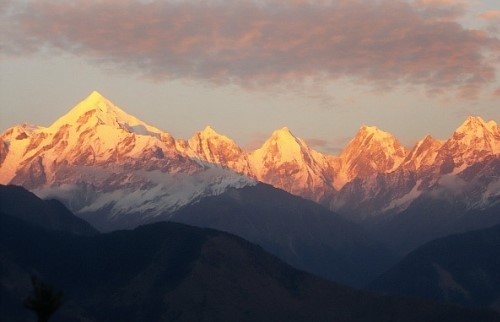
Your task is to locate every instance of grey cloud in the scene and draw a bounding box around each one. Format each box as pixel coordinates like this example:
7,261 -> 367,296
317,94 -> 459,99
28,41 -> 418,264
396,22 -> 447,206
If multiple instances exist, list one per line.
2,0 -> 499,97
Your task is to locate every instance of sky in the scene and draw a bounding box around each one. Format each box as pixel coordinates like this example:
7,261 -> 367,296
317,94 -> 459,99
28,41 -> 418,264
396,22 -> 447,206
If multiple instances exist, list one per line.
1,0 -> 499,154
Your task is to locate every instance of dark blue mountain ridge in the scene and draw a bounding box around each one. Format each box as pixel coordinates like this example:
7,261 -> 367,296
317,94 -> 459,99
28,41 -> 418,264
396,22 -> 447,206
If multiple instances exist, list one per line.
1,211 -> 499,322
370,224 -> 500,312
0,184 -> 98,236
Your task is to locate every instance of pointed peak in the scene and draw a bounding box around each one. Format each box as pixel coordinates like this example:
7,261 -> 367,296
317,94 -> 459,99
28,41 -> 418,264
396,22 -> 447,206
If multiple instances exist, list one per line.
62,91 -> 117,115
77,90 -> 113,110
194,126 -> 232,141
455,115 -> 491,134
79,90 -> 116,110
466,115 -> 485,123
200,125 -> 219,136
88,90 -> 105,99
357,125 -> 394,140
360,124 -> 376,131
459,115 -> 486,127
341,124 -> 406,160
360,125 -> 379,133
271,127 -> 295,139
190,126 -> 238,148
266,127 -> 304,148
486,120 -> 499,132
421,134 -> 436,143
258,127 -> 310,153
49,91 -> 123,129
411,134 -> 442,151
48,91 -> 162,135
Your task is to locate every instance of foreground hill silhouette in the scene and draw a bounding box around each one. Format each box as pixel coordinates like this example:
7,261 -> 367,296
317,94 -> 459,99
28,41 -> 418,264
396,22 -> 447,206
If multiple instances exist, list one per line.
370,224 -> 500,312
2,213 -> 500,321
2,184 -> 394,287
0,184 -> 97,236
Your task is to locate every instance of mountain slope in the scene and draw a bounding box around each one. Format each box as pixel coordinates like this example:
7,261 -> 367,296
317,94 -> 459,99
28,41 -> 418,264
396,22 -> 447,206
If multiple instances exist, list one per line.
167,183 -> 395,287
0,184 -> 97,235
248,127 -> 337,201
364,156 -> 500,254
332,117 -> 500,219
337,126 -> 408,184
403,135 -> 444,171
178,126 -> 251,173
0,91 -> 498,240
0,92 -> 254,224
1,212 -> 499,322
370,224 -> 500,312
436,116 -> 500,174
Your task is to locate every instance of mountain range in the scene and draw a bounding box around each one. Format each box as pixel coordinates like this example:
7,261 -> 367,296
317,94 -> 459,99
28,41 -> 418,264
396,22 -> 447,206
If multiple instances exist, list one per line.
1,187 -> 499,322
1,91 -> 499,284
1,91 -> 498,223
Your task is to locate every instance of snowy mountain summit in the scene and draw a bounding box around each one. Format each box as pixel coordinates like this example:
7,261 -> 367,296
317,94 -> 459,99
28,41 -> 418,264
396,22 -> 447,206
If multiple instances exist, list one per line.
0,92 -> 254,230
1,91 -> 499,229
50,91 -> 162,136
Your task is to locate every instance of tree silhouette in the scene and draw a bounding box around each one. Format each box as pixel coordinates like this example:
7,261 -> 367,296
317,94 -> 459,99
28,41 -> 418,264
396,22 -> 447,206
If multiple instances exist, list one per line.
24,275 -> 63,322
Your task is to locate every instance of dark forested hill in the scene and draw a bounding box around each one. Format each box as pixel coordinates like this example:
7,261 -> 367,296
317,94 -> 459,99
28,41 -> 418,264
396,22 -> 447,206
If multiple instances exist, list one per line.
370,224 -> 500,312
1,212 -> 499,322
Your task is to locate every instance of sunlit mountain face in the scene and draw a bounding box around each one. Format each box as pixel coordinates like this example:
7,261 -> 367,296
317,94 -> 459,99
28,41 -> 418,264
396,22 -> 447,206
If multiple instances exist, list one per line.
1,91 -> 500,290
1,91 -> 498,225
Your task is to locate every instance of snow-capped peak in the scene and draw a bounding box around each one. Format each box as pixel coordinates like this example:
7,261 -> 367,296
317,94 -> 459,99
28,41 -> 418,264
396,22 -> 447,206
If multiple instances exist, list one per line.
486,120 -> 499,133
191,126 -> 240,148
252,127 -> 307,163
183,126 -> 250,173
248,127 -> 335,199
188,126 -> 240,151
357,125 -> 397,143
342,125 -> 407,156
453,116 -> 500,140
270,127 -> 296,141
264,127 -> 308,155
450,115 -> 500,147
413,135 -> 442,153
404,135 -> 443,170
49,91 -> 162,136
338,125 -> 408,179
273,126 -> 292,135
199,125 -> 218,137
435,116 -> 500,173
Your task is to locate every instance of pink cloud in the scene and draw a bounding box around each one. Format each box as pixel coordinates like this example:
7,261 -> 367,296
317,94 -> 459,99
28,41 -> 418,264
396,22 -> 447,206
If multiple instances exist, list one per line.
417,0 -> 465,5
413,0 -> 468,21
1,0 -> 499,98
479,10 -> 500,20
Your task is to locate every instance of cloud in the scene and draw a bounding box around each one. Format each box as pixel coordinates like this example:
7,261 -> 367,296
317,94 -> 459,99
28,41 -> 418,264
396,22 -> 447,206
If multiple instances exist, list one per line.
429,173 -> 467,199
413,0 -> 468,21
2,0 -> 499,98
244,131 -> 271,151
305,135 -> 355,154
478,10 -> 500,20
302,137 -> 337,154
478,10 -> 500,37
